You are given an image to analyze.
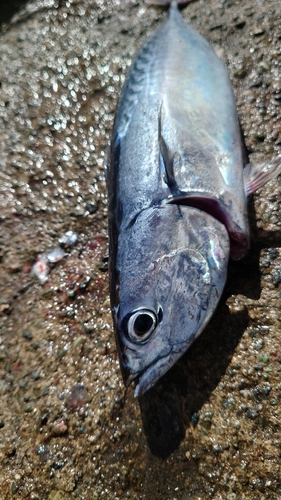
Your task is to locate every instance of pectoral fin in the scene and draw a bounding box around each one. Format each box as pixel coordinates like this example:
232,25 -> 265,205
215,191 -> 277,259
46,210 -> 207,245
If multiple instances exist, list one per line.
158,106 -> 179,189
244,155 -> 281,196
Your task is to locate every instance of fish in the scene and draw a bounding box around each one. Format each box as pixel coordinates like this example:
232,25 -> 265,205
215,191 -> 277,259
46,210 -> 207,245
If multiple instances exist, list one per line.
107,0 -> 281,397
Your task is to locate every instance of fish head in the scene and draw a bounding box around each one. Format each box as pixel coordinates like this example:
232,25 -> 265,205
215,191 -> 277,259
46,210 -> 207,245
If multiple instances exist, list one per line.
113,205 -> 229,397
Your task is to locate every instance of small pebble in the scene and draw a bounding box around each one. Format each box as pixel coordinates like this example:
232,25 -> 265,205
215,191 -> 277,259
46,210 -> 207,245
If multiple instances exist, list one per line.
258,353 -> 269,363
254,365 -> 263,371
253,26 -> 264,36
52,461 -> 64,470
253,339 -> 264,351
67,384 -> 90,410
22,329 -> 33,340
213,444 -> 224,454
85,202 -> 98,214
83,322 -> 95,334
24,406 -> 33,413
191,412 -> 200,427
271,269 -> 281,287
19,380 -> 28,389
249,78 -> 263,88
57,348 -> 67,359
32,371 -> 41,380
48,490 -> 69,500
11,483 -> 19,494
221,398 -> 234,408
268,249 -> 279,260
245,408 -> 258,419
52,421 -> 68,436
0,303 -> 11,314
47,247 -> 65,264
73,337 -> 86,347
65,307 -> 75,318
120,465 -> 129,476
79,277 -> 91,290
98,262 -> 108,272
58,230 -> 78,247
31,255 -> 49,285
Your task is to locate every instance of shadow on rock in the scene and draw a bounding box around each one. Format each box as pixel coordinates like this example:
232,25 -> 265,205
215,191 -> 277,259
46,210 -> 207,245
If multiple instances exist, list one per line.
0,0 -> 30,25
0,0 -> 68,26
138,190 -> 281,459
230,195 -> 281,299
138,299 -> 249,459
226,203 -> 261,300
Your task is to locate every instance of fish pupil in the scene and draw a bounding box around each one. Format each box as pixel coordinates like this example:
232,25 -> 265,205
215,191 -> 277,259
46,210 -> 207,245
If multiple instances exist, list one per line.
134,313 -> 154,337
124,308 -> 159,343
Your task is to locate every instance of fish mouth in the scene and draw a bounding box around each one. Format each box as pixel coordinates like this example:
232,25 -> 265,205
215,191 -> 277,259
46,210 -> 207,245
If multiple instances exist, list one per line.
123,348 -> 174,398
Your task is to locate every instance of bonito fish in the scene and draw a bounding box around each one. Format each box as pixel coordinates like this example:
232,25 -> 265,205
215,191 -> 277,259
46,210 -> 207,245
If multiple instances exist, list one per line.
108,0 -> 281,397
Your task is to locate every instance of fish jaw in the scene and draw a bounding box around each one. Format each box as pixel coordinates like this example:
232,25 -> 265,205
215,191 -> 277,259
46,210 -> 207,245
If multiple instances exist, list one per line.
112,204 -> 230,396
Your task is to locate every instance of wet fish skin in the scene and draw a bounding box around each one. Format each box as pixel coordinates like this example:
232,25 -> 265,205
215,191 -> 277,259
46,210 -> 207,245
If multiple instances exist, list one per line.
111,2 -> 248,259
115,203 -> 229,395
108,2 -> 281,397
108,2 -> 237,397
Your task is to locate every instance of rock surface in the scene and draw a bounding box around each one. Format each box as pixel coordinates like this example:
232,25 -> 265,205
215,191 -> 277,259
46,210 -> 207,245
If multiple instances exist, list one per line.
0,0 -> 281,499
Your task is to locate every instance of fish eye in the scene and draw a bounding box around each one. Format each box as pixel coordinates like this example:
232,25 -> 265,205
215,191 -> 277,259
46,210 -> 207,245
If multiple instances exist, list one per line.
125,308 -> 159,344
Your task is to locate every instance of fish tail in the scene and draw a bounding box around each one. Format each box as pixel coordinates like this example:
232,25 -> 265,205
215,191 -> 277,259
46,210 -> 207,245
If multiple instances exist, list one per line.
145,0 -> 192,7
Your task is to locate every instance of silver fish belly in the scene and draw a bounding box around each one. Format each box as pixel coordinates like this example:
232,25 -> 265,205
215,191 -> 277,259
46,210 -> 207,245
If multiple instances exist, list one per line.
108,3 -> 248,397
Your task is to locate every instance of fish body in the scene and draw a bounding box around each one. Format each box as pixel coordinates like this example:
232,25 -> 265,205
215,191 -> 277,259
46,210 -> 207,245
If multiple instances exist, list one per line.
108,1 -> 280,396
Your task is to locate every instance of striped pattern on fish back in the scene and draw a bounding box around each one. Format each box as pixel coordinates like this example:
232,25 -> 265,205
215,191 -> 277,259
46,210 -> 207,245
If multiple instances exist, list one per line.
115,33 -> 157,138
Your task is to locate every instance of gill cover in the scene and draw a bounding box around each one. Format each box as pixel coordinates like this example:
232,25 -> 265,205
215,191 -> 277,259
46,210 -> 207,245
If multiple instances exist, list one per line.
114,204 -> 229,397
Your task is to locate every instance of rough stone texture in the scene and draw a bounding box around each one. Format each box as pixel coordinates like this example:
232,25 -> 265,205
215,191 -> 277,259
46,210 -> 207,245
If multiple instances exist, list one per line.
0,0 -> 281,499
